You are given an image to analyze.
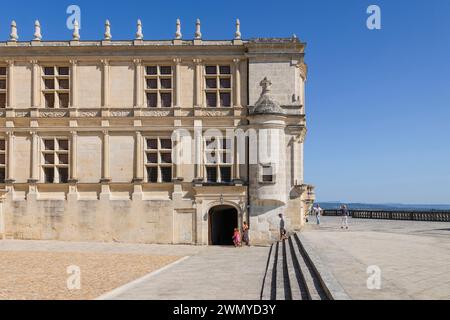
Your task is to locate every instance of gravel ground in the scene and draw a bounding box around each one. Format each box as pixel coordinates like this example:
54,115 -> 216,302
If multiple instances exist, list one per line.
0,251 -> 180,300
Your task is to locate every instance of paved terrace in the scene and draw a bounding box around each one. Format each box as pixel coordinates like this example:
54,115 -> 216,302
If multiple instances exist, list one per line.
302,216 -> 450,299
0,216 -> 449,300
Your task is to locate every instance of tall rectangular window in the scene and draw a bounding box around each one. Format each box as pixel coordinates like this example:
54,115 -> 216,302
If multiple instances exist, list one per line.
42,66 -> 70,108
0,139 -> 5,183
204,136 -> 233,183
41,138 -> 69,183
0,67 -> 7,108
204,65 -> 232,107
145,65 -> 173,108
145,137 -> 173,183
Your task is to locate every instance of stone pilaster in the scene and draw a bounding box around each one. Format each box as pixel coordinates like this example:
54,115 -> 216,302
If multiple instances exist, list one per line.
134,131 -> 144,181
101,130 -> 111,182
6,60 -> 14,108
193,59 -> 203,108
31,60 -> 40,108
70,131 -> 78,181
233,58 -> 242,108
101,60 -> 110,108
29,131 -> 39,182
133,59 -> 143,108
70,60 -> 78,108
194,121 -> 203,181
173,58 -> 182,107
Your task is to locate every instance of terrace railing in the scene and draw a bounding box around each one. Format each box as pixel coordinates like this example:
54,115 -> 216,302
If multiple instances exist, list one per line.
322,209 -> 450,222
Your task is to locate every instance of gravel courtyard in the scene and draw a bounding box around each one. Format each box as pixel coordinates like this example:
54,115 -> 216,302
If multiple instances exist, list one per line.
0,250 -> 180,300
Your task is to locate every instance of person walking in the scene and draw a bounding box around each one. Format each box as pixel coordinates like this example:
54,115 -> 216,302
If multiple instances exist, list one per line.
313,204 -> 322,225
279,214 -> 288,240
242,221 -> 250,246
341,205 -> 350,229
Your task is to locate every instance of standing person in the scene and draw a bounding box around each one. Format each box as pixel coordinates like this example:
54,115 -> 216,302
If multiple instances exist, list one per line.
341,205 -> 350,229
232,228 -> 241,247
313,204 -> 322,225
242,221 -> 250,246
279,214 -> 288,240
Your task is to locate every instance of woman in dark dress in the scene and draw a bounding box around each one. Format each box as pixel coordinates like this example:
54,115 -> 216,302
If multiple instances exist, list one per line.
242,221 -> 250,246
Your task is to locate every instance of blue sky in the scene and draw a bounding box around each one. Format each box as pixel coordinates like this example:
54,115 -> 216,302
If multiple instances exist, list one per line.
1,0 -> 449,204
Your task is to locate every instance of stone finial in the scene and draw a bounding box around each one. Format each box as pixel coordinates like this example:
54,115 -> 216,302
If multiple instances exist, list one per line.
235,19 -> 241,40
72,19 -> 80,40
33,20 -> 42,41
104,20 -> 112,40
10,20 -> 18,42
260,77 -> 272,94
136,19 -> 143,40
175,18 -> 182,40
194,19 -> 202,40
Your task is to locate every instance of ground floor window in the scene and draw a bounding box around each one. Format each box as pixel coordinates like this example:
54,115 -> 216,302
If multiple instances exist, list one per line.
41,138 -> 69,183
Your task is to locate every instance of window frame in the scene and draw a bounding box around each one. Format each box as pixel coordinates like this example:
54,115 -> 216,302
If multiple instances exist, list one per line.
204,64 -> 232,108
0,137 -> 6,183
144,64 -> 174,108
144,136 -> 174,183
40,136 -> 70,184
204,135 -> 233,183
0,65 -> 7,109
41,65 -> 71,109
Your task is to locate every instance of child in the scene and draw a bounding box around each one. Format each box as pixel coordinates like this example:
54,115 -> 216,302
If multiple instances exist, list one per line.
232,228 -> 241,247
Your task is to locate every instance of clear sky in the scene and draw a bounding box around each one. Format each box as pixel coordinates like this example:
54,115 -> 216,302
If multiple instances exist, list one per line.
1,0 -> 449,204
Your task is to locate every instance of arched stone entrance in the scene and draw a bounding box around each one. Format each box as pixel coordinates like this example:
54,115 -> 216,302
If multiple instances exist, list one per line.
208,205 -> 239,245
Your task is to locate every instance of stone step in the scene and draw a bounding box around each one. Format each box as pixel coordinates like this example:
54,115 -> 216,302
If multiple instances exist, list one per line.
275,240 -> 287,300
284,236 -> 303,300
261,242 -> 277,300
292,233 -> 328,300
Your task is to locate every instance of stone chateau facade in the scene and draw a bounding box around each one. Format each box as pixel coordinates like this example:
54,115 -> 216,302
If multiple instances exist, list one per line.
0,19 -> 315,245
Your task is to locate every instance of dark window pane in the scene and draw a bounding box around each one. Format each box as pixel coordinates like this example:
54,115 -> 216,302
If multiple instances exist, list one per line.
44,154 -> 54,164
220,78 -> 231,89
146,66 -> 157,75
0,168 -> 5,183
58,79 -> 69,89
206,93 -> 217,107
58,154 -> 68,165
45,94 -> 55,108
58,140 -> 69,150
44,168 -> 54,183
58,67 -> 69,76
219,66 -> 231,74
146,153 -> 157,164
206,78 -> 217,89
147,167 -> 158,183
160,139 -> 172,150
160,66 -> 172,75
262,166 -> 273,182
0,67 -> 6,76
205,66 -> 217,74
161,153 -> 172,164
220,167 -> 232,183
0,80 -> 6,90
59,93 -> 69,108
146,79 -> 157,89
160,93 -> 172,108
58,168 -> 69,183
0,140 -> 5,151
220,92 -> 231,107
0,94 -> 5,108
0,154 -> 5,165
161,167 -> 172,182
146,93 -> 157,108
206,167 -> 217,183
146,139 -> 158,150
44,140 -> 55,150
44,67 -> 54,76
44,79 -> 54,90
160,78 -> 172,89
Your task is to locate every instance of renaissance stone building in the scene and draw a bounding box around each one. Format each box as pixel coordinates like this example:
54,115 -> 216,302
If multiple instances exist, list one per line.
0,19 -> 315,245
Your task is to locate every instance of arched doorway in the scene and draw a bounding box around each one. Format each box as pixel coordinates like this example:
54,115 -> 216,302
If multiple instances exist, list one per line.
209,205 -> 239,245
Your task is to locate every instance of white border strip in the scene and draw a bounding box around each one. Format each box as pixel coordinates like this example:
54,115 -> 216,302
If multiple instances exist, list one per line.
95,256 -> 191,300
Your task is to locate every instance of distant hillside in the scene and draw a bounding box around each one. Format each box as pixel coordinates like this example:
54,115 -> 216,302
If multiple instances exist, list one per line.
317,202 -> 450,211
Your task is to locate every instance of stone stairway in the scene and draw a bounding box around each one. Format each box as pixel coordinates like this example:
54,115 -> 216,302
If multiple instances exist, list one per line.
261,233 -> 329,300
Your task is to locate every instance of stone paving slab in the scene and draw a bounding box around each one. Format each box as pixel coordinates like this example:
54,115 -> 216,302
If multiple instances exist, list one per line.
301,216 -> 450,300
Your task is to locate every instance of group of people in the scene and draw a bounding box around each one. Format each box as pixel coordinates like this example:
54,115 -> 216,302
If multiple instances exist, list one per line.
232,221 -> 250,247
311,204 -> 351,229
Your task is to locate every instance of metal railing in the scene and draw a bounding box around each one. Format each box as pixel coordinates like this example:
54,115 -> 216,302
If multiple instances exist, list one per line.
322,209 -> 450,222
